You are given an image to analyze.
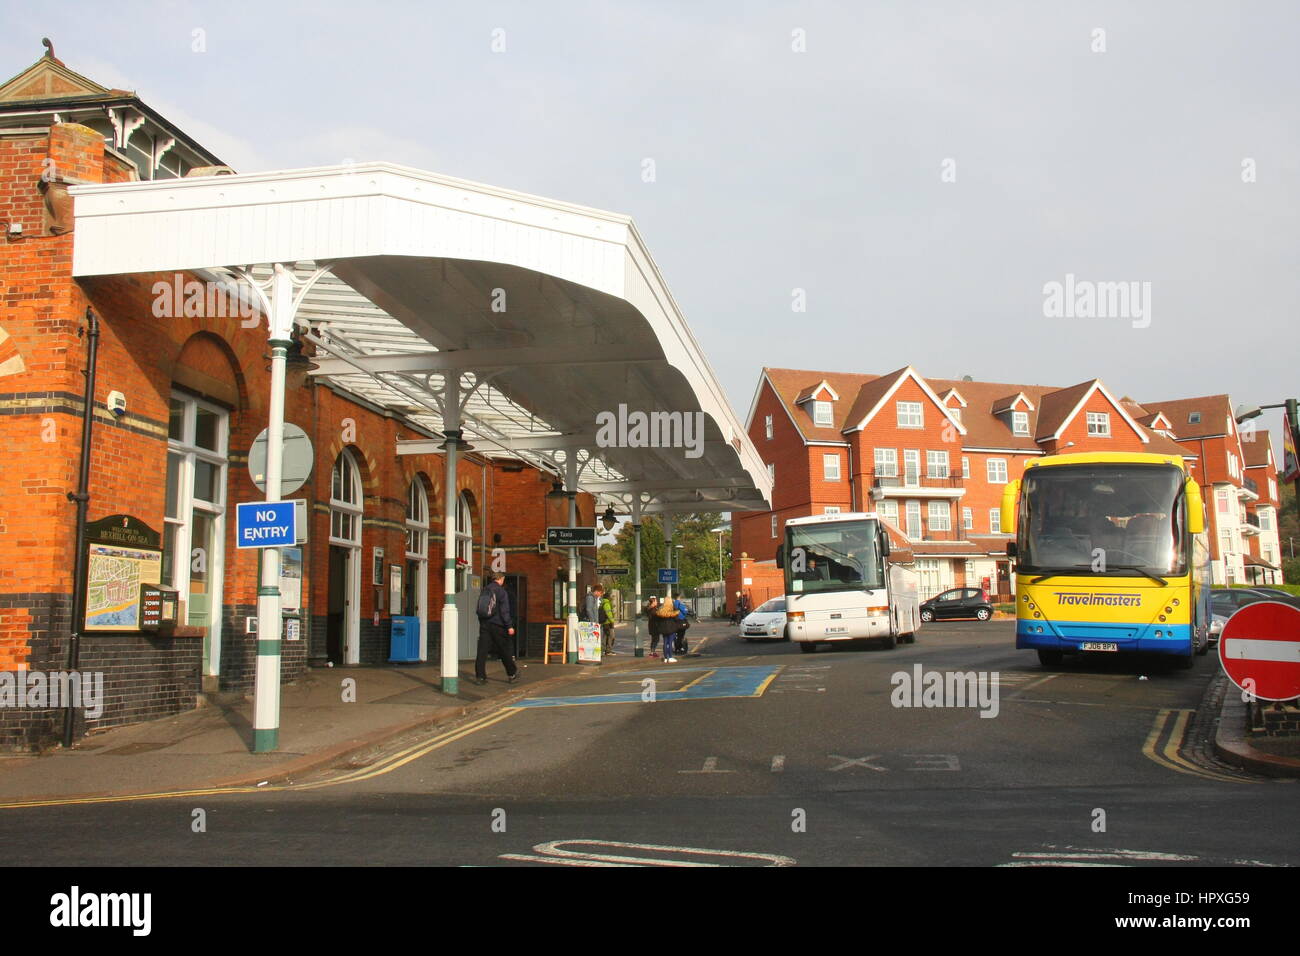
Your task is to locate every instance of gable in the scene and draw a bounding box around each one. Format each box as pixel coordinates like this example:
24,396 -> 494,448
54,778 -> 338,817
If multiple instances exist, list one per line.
843,367 -> 966,436
0,53 -> 113,104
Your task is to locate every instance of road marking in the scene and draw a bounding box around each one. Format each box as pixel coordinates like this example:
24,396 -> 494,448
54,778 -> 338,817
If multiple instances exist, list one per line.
679,756 -> 733,774
500,839 -> 795,867
513,665 -> 782,708
1140,709 -> 1258,785
771,755 -> 785,773
1005,673 -> 1058,697
0,706 -> 523,809
905,754 -> 960,771
827,754 -> 887,773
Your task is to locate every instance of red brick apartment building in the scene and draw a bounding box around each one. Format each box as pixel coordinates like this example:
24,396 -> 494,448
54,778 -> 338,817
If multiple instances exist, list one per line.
0,51 -> 595,749
1124,395 -> 1285,586
728,367 -> 1283,610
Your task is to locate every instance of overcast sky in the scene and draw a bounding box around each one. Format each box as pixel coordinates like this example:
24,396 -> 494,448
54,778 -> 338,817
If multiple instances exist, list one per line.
5,1 -> 1298,444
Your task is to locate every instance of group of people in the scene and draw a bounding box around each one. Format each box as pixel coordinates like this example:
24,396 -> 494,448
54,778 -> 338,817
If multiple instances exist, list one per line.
473,574 -> 695,682
643,594 -> 691,662
729,592 -> 751,624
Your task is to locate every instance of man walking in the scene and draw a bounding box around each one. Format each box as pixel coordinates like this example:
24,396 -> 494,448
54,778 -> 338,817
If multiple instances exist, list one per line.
474,571 -> 519,686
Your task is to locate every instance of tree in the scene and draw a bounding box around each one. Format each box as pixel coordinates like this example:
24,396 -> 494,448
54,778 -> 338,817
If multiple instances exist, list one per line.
609,511 -> 730,595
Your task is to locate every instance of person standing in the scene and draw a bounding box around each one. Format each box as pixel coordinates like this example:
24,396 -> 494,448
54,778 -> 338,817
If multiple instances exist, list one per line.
474,571 -> 518,685
644,595 -> 663,658
596,585 -> 616,655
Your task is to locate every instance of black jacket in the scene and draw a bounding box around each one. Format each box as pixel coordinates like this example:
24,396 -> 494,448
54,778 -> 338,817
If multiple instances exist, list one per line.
480,580 -> 513,628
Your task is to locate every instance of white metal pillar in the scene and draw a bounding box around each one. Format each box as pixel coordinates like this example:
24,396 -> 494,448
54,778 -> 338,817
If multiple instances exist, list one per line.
565,454 -> 579,663
251,264 -> 294,753
441,374 -> 462,694
632,494 -> 644,657
662,513 -> 675,603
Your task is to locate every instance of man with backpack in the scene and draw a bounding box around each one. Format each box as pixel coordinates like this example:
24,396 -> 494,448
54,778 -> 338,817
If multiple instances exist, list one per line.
473,571 -> 518,686
594,584 -> 616,655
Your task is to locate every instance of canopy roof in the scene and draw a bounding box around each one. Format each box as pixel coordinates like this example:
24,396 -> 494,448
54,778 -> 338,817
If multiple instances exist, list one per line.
70,162 -> 770,514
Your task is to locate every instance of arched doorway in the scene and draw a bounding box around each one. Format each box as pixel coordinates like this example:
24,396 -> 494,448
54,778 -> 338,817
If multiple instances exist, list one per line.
404,477 -> 430,661
327,449 -> 363,665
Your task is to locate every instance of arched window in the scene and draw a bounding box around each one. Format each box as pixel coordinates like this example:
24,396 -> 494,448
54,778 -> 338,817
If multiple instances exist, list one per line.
456,491 -> 474,591
405,480 -> 428,558
330,450 -> 362,545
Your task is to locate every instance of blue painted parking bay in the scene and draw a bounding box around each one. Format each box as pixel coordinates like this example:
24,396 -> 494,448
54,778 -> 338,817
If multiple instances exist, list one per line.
512,665 -> 782,708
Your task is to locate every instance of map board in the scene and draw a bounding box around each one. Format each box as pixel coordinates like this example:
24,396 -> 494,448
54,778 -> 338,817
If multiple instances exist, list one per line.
83,515 -> 163,632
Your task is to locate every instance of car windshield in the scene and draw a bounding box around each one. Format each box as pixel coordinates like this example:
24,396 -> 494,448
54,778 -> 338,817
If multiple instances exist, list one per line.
785,518 -> 885,594
755,599 -> 785,614
1018,464 -> 1186,577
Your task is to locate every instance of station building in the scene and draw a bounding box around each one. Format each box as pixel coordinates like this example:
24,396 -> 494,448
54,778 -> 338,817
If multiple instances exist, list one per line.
0,48 -> 769,749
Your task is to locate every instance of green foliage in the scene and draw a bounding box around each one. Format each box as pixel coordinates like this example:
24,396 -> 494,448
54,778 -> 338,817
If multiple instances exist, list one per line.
609,512 -> 730,595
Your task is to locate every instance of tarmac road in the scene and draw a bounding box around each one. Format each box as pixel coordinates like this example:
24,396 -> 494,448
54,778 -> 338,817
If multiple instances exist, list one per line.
3,620 -> 1296,867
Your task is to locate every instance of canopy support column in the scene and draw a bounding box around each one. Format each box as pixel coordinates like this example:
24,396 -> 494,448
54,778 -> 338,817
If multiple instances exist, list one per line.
632,494 -> 644,657
565,454 -> 579,664
440,374 -> 463,695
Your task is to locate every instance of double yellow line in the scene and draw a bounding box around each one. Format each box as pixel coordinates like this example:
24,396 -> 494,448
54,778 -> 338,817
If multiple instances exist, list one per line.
0,707 -> 522,810
1142,709 -> 1257,784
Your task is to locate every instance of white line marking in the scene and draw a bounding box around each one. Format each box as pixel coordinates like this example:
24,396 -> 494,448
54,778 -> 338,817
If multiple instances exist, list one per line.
527,839 -> 796,867
828,754 -> 887,773
1223,638 -> 1300,663
679,756 -> 733,774
771,755 -> 785,772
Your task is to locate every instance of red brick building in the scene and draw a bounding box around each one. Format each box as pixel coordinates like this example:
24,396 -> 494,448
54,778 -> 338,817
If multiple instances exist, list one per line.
729,365 -> 1194,610
1125,394 -> 1285,586
0,51 -> 598,749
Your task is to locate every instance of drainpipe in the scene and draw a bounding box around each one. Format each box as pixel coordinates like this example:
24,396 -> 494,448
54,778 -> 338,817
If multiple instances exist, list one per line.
63,307 -> 99,749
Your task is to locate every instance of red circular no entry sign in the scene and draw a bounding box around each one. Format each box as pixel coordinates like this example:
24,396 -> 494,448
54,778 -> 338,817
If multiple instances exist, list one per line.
1219,601 -> 1300,702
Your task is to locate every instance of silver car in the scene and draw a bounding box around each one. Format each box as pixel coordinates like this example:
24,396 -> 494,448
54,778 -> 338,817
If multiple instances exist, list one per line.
741,598 -> 788,641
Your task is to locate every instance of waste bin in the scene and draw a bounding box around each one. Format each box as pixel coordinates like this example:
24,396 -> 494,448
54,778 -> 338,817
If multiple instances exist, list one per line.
388,615 -> 421,663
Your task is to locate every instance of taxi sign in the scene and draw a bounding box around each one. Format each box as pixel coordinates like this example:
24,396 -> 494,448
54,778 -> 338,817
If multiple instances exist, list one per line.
1219,601 -> 1300,702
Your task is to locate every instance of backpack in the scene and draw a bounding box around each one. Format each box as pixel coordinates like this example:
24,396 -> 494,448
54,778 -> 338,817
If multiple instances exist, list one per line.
476,586 -> 497,620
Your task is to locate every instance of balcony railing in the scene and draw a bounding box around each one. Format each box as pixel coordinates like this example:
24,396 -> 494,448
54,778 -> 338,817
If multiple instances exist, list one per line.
1244,512 -> 1260,529
869,471 -> 965,491
1244,476 -> 1259,495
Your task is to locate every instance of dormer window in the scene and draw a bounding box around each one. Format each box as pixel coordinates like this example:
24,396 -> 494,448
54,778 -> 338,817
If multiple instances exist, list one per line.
1012,411 -> 1029,436
813,401 -> 832,426
1188,412 -> 1201,424
949,408 -> 962,425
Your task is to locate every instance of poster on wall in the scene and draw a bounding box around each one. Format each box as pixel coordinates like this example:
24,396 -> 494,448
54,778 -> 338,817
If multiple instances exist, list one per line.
576,621 -> 603,663
279,547 -> 303,615
372,547 -> 385,586
389,565 -> 402,615
83,515 -> 162,632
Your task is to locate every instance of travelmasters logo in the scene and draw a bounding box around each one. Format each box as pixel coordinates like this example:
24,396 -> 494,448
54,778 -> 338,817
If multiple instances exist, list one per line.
49,886 -> 151,936
1053,592 -> 1142,608
890,665 -> 999,718
0,671 -> 104,719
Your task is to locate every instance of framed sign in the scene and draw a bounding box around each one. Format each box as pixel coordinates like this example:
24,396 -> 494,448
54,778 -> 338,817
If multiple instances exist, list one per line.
83,515 -> 162,632
279,547 -> 303,615
389,564 -> 402,615
372,547 -> 385,586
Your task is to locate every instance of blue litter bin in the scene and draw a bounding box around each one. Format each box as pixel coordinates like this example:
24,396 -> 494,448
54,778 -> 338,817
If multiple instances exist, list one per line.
389,615 -> 421,663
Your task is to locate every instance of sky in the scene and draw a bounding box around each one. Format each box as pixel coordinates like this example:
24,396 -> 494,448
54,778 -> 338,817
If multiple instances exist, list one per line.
4,0 -> 1298,443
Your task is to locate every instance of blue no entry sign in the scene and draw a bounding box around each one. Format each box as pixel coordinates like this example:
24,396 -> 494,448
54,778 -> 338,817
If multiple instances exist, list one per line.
236,501 -> 297,549
658,568 -> 679,585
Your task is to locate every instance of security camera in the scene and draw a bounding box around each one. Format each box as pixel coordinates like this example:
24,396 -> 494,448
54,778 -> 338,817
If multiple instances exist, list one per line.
107,391 -> 127,416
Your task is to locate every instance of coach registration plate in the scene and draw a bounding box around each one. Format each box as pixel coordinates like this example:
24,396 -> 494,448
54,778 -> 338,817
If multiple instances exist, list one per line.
826,626 -> 847,634
1080,641 -> 1118,652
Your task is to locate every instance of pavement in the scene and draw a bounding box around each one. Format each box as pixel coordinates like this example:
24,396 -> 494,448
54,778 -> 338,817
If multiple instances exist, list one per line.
0,627 -> 675,805
2,618 -> 1295,809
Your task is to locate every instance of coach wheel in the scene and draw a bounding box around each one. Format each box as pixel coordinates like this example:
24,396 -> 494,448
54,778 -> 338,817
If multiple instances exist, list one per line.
920,609 -> 934,623
1173,653 -> 1195,671
1037,649 -> 1064,667
799,643 -> 817,654
881,631 -> 897,650
976,608 -> 991,621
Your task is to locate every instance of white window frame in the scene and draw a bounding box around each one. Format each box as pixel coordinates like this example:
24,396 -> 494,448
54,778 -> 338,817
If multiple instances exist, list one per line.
771,514 -> 778,539
904,449 -> 921,487
456,492 -> 474,593
878,500 -> 899,525
1012,410 -> 1029,436
1086,411 -> 1111,437
164,391 -> 228,678
823,453 -> 840,481
990,508 -> 1002,534
926,450 -> 949,478
765,414 -> 773,440
767,462 -> 775,484
874,447 -> 898,478
905,500 -> 922,538
813,401 -> 832,426
928,500 -> 951,532
962,456 -> 970,479
962,507 -> 973,531
987,458 -> 1008,484
897,401 -> 923,429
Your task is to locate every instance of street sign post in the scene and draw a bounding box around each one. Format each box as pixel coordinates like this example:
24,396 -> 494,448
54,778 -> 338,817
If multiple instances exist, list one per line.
547,527 -> 597,548
236,501 -> 298,549
658,568 -> 679,585
1219,601 -> 1300,702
